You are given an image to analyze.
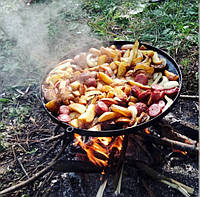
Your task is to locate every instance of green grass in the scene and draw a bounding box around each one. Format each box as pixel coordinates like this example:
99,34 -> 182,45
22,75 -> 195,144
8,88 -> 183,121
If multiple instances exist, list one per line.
82,0 -> 198,54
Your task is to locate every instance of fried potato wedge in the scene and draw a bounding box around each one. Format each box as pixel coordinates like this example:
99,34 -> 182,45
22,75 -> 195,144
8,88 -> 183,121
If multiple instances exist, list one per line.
98,111 -> 120,122
110,104 -> 132,117
69,103 -> 86,114
78,104 -> 96,123
98,72 -> 113,84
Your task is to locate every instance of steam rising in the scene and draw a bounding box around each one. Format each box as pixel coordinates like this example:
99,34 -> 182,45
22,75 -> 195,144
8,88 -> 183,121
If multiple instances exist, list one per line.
0,0 -> 101,92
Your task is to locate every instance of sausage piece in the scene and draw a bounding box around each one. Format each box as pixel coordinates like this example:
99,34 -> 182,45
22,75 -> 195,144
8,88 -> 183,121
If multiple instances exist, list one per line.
59,105 -> 70,114
57,114 -> 71,123
95,101 -> 109,116
165,87 -> 179,97
138,90 -> 151,102
134,73 -> 148,85
151,84 -> 164,91
151,90 -> 165,102
131,85 -> 142,98
135,102 -> 148,116
157,100 -> 165,110
147,103 -> 162,117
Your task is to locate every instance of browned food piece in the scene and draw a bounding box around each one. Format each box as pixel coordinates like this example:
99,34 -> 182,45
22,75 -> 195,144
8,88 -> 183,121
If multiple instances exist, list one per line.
86,78 -> 97,87
70,81 -> 80,90
45,100 -> 60,113
164,70 -> 179,81
128,80 -> 151,89
134,102 -> 148,116
116,117 -> 131,123
69,103 -> 86,114
124,84 -> 132,96
151,90 -> 165,103
129,96 -> 138,103
164,87 -> 179,97
117,62 -> 129,77
121,44 -> 134,50
138,90 -> 151,102
98,72 -> 113,84
137,112 -> 150,124
59,105 -> 70,114
131,85 -> 142,97
134,73 -> 148,85
110,104 -> 132,117
95,101 -> 109,116
88,124 -> 101,131
139,45 -> 147,50
57,114 -> 71,123
100,98 -> 118,106
97,55 -> 108,65
89,48 -> 101,56
152,52 -> 162,65
147,103 -> 162,117
98,112 -> 120,122
78,104 -> 96,123
113,86 -> 127,100
69,119 -> 79,128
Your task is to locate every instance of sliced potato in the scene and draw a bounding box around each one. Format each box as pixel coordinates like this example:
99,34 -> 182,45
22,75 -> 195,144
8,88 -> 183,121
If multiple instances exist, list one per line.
45,100 -> 60,113
110,104 -> 132,117
164,70 -> 179,81
117,62 -> 129,77
129,96 -> 138,103
78,104 -> 96,123
69,103 -> 86,114
134,64 -> 154,75
70,81 -> 80,91
69,119 -> 79,128
100,98 -> 118,105
97,55 -> 108,65
113,86 -> 127,100
98,112 -> 120,122
88,124 -> 101,131
128,80 -> 151,89
116,117 -> 131,123
98,72 -> 113,84
152,52 -> 162,65
109,62 -> 118,70
132,40 -> 139,59
100,85 -> 114,92
140,50 -> 154,57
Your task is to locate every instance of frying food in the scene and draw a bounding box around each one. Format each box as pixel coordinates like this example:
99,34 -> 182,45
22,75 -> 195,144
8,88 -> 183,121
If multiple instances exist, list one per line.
42,40 -> 179,131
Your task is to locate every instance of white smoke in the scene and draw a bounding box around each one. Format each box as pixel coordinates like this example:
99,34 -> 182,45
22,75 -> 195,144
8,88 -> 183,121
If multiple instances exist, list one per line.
0,0 -> 101,91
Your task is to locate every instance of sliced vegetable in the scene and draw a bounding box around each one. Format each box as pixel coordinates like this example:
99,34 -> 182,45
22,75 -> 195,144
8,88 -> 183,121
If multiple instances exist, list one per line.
98,72 -> 113,84
78,104 -> 96,123
98,112 -> 120,122
69,103 -> 86,114
110,104 -> 132,117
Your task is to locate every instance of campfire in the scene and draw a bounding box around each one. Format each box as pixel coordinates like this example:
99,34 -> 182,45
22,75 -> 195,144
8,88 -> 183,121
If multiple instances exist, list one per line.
0,41 -> 198,196
74,134 -> 123,167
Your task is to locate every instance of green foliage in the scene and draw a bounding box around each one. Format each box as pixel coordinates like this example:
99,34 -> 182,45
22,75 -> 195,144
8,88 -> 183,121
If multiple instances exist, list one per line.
82,0 -> 198,53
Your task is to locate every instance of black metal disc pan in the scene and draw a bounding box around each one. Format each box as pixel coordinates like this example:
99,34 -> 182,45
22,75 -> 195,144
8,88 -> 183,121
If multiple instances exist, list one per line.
41,41 -> 182,137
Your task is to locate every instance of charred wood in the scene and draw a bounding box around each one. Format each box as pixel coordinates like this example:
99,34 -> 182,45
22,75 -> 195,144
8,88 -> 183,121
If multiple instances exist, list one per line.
52,160 -> 102,173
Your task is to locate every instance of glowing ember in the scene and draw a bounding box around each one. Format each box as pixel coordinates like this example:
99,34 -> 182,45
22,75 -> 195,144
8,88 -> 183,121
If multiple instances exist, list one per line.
144,128 -> 151,135
172,149 -> 187,155
74,134 -> 123,167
